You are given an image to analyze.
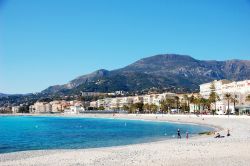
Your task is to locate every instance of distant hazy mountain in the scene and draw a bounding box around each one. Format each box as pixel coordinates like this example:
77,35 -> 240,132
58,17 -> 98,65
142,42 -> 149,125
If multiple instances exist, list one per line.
42,54 -> 250,94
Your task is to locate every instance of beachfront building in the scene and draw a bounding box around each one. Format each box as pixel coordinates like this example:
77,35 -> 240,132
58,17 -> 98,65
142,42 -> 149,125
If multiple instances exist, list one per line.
29,102 -> 52,113
29,100 -> 84,114
90,101 -> 98,108
12,106 -> 20,114
64,106 -> 84,114
143,93 -> 176,106
89,92 -> 177,111
110,97 -> 134,109
132,96 -> 144,103
50,100 -> 69,113
199,79 -> 250,114
29,102 -> 49,113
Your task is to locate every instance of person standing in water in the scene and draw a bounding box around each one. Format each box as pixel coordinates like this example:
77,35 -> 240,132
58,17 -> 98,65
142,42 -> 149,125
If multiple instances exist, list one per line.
177,129 -> 181,139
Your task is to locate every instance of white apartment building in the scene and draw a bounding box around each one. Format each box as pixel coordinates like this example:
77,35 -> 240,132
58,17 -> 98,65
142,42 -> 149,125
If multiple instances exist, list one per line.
132,96 -> 144,103
89,92 -> 177,110
200,80 -> 232,99
200,79 -> 250,114
64,106 -> 84,114
143,93 -> 175,106
90,101 -> 98,108
12,106 -> 20,114
113,97 -> 134,108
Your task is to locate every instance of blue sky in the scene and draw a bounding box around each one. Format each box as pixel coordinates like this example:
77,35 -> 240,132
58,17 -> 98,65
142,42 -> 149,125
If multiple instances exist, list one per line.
0,0 -> 250,94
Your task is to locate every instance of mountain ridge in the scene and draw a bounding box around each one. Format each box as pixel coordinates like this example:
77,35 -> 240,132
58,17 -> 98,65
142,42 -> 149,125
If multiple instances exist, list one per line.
0,93 -> 8,97
42,54 -> 250,95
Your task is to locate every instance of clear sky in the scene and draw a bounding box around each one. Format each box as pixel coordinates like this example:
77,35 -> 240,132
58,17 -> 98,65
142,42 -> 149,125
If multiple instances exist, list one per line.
0,0 -> 250,94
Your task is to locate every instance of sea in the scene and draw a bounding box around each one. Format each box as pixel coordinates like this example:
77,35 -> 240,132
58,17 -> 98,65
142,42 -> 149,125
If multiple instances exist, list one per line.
0,115 -> 213,153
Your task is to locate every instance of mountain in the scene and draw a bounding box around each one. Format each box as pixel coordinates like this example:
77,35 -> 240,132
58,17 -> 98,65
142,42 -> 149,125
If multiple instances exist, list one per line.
0,93 -> 8,98
42,54 -> 250,95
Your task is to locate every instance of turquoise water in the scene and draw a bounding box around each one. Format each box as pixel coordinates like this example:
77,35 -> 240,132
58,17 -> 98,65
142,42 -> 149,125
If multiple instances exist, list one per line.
0,116 -> 213,153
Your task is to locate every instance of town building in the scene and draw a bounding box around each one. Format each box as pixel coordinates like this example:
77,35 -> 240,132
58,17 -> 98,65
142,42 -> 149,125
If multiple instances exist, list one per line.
12,106 -> 20,114
199,79 -> 250,114
64,106 -> 85,114
89,92 -> 177,111
29,100 -> 84,114
29,102 -> 52,113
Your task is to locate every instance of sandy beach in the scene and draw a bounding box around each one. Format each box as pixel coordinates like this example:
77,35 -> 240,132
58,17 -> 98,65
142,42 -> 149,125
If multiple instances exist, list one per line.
0,114 -> 250,166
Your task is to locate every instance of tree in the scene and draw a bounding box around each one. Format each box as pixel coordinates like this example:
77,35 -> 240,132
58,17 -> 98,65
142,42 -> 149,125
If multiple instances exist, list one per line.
190,95 -> 195,104
182,94 -> 190,113
200,98 -> 210,114
160,100 -> 167,113
231,94 -> 238,114
134,102 -> 144,113
98,106 -> 105,110
18,105 -> 30,113
174,96 -> 180,114
129,104 -> 137,114
150,104 -> 158,113
180,102 -> 188,114
224,93 -> 232,116
122,105 -> 129,112
160,98 -> 175,114
209,82 -> 220,114
246,94 -> 250,102
143,103 -> 151,113
194,95 -> 202,114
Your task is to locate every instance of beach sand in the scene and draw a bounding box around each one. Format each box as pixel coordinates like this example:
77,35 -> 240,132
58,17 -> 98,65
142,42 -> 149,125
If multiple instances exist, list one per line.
0,114 -> 250,166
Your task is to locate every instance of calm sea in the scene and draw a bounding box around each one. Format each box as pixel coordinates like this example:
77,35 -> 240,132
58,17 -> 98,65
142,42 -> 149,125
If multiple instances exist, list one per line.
0,116 -> 213,153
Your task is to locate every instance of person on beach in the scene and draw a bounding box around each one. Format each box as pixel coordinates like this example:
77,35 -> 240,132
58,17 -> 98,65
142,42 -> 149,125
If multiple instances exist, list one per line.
227,129 -> 230,137
177,129 -> 181,139
214,133 -> 224,138
186,131 -> 189,139
215,133 -> 221,138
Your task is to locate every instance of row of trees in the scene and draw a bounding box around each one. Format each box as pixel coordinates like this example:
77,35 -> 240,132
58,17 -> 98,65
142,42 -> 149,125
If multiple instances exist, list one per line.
122,96 -> 191,114
121,88 -> 250,115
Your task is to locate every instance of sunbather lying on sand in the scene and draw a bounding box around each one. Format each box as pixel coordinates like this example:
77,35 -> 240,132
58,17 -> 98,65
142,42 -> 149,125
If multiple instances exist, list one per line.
215,133 -> 225,138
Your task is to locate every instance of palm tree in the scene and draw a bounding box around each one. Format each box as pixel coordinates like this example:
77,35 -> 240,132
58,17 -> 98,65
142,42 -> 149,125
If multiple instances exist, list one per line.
209,82 -> 218,112
122,105 -> 130,112
129,104 -> 137,114
160,100 -> 167,114
231,94 -> 238,114
160,98 -> 174,114
194,95 -> 202,114
189,95 -> 196,114
224,93 -> 231,116
167,98 -> 175,114
150,104 -> 158,113
183,94 -> 190,113
134,102 -> 144,113
174,96 -> 180,114
143,103 -> 151,113
209,93 -> 220,112
200,98 -> 210,114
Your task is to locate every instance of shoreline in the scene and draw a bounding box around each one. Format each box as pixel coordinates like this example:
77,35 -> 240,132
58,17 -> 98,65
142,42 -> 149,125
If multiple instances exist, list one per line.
1,114 -> 250,165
